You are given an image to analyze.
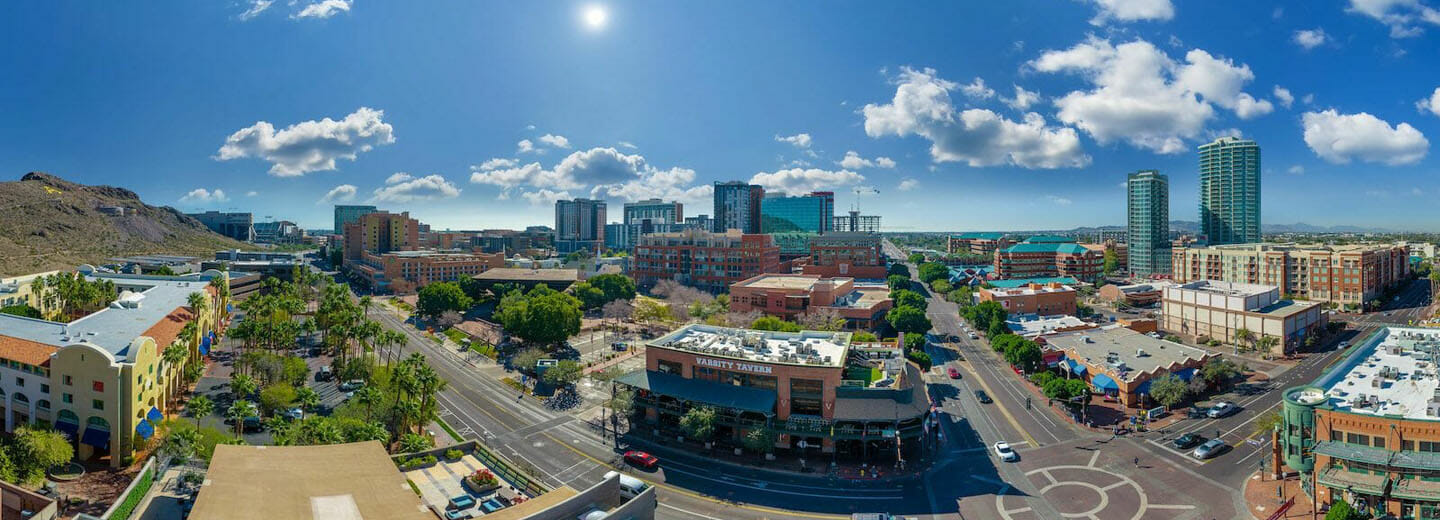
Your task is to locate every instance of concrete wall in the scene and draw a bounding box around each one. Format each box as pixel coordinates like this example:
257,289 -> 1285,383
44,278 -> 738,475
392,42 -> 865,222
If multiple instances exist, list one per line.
513,474 -> 656,520
0,479 -> 57,520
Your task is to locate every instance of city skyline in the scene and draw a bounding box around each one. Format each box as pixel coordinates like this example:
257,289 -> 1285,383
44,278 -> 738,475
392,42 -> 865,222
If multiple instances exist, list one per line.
4,1 -> 1440,232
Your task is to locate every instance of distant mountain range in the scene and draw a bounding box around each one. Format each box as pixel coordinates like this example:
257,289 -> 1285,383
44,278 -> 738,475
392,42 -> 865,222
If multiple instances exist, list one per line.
1060,220 -> 1395,235
0,172 -> 250,276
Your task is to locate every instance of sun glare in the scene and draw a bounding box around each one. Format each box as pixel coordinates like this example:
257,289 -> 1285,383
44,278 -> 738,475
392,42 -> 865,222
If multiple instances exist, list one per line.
582,5 -> 608,29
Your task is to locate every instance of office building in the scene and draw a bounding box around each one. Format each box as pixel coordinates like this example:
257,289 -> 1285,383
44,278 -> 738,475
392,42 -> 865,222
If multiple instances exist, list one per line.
630,229 -> 780,292
1161,280 -> 1326,356
1171,243 -> 1410,308
761,192 -> 833,233
712,182 -> 764,234
1047,325 -> 1215,407
1080,242 -> 1127,272
555,198 -> 607,253
1098,282 -> 1172,307
341,211 -> 420,264
1127,170 -> 1170,277
0,268 -> 228,467
332,205 -> 377,235
948,233 -> 1013,256
801,232 -> 887,279
994,236 -> 1103,281
623,199 -> 684,233
833,210 -> 881,233
187,211 -> 255,242
977,282 -> 1078,317
614,325 -> 933,461
351,250 -> 505,294
1198,137 -> 1261,245
730,274 -> 893,329
1278,327 -> 1440,519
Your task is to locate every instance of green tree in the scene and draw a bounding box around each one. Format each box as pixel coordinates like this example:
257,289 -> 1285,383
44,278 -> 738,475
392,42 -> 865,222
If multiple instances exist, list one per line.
399,433 -> 434,453
930,279 -> 953,294
1102,249 -> 1119,276
571,282 -> 607,309
1253,411 -> 1282,437
187,395 -> 214,426
1006,339 -> 1043,374
1325,499 -> 1362,520
12,427 -> 74,483
225,400 -> 258,437
0,304 -> 42,319
887,306 -> 932,335
158,426 -> 201,465
295,387 -> 321,412
906,252 -> 926,264
511,347 -> 547,375
494,286 -> 581,345
887,274 -> 912,292
1147,374 -> 1188,410
742,427 -> 778,454
259,384 -> 298,415
416,282 -> 473,320
587,273 -> 637,302
1200,358 -> 1241,388
905,349 -> 932,370
886,263 -> 910,278
917,262 -> 950,284
750,316 -> 802,332
231,374 -> 258,401
679,406 -> 717,443
947,287 -> 974,307
892,289 -> 927,311
852,331 -> 879,342
542,360 -> 583,387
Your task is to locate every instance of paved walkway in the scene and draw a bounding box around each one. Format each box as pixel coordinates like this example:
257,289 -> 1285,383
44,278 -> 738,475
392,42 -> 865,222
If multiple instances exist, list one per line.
133,467 -> 199,520
1243,470 -> 1314,519
401,454 -> 528,514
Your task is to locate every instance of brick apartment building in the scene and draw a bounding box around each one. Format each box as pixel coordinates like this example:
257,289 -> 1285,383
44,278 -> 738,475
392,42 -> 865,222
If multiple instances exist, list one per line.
630,229 -> 781,292
342,211 -> 420,263
1170,243 -> 1410,309
730,274 -> 893,329
977,282 -> 1077,316
994,238 -> 1103,281
351,250 -> 506,294
800,232 -> 887,279
947,232 -> 1012,256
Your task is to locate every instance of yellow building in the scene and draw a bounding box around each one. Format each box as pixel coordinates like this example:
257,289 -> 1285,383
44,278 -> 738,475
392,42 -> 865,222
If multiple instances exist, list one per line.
0,266 -> 228,466
0,270 -> 62,313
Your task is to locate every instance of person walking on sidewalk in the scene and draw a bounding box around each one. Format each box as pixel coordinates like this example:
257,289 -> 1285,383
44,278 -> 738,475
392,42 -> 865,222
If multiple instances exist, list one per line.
1133,457 -> 1140,468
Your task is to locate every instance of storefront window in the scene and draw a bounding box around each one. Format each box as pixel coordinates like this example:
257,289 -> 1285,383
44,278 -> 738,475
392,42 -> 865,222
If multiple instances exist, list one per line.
658,360 -> 683,375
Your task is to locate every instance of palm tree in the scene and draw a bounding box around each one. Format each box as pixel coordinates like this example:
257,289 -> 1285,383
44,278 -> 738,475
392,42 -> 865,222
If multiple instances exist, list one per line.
359,296 -> 373,320
1233,327 -> 1254,354
162,343 -> 190,408
353,386 -> 382,422
295,387 -> 320,412
225,400 -> 257,437
231,374 -> 258,402
188,395 -> 214,427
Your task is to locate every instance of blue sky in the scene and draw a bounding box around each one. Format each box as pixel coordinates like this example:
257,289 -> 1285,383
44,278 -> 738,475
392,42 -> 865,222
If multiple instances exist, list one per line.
2,0 -> 1439,232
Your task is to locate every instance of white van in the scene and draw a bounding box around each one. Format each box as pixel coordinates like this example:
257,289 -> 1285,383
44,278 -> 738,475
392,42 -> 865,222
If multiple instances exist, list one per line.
603,471 -> 648,498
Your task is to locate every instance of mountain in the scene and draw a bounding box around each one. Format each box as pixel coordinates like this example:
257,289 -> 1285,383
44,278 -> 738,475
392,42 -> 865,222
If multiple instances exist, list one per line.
0,172 -> 251,276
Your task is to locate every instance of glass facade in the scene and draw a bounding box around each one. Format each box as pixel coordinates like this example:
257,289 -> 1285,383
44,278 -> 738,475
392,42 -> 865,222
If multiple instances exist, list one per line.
1127,170 -> 1170,277
1198,137 -> 1261,245
761,192 -> 834,233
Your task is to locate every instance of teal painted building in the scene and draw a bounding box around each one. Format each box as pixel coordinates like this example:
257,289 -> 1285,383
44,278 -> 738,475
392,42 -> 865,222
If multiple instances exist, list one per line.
1126,170 -> 1170,277
1198,137 -> 1260,245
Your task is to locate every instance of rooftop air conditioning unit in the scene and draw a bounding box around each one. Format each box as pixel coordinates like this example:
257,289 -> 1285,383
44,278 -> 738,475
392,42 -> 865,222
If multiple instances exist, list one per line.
1136,348 -> 1148,357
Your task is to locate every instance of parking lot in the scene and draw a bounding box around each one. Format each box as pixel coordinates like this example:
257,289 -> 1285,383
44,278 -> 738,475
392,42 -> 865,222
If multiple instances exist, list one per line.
190,333 -> 350,443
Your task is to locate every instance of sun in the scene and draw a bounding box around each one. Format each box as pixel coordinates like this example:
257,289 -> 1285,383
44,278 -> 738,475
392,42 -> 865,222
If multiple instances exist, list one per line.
582,4 -> 608,29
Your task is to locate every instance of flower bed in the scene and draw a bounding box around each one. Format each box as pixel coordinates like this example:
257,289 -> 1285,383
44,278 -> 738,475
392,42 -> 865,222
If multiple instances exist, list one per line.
463,469 -> 500,494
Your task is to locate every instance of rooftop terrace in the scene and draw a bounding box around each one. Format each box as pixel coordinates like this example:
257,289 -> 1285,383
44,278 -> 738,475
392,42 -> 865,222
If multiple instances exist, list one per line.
648,324 -> 851,368
1314,327 -> 1440,420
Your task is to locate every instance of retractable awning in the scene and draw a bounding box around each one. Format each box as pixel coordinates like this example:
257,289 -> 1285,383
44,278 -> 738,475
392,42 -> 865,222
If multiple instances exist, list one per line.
1063,359 -> 1087,375
1091,373 -> 1120,391
615,371 -> 777,414
81,427 -> 110,449
135,421 -> 154,440
147,406 -> 163,423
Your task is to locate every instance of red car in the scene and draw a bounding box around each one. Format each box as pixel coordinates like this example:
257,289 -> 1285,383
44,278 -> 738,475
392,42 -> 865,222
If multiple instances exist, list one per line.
947,367 -> 961,379
623,450 -> 658,469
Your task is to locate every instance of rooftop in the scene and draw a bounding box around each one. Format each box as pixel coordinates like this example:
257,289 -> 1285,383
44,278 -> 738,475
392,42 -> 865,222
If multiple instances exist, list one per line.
735,274 -> 849,291
1002,242 -> 1091,255
648,324 -> 851,368
1021,235 -> 1075,244
1174,280 -> 1275,297
1007,314 -> 1095,337
471,267 -> 579,282
189,441 -> 431,520
1312,327 -> 1440,421
988,276 -> 1080,288
983,283 -> 1074,297
827,286 -> 891,309
0,269 -> 220,359
953,232 -> 1006,240
1044,325 -> 1211,382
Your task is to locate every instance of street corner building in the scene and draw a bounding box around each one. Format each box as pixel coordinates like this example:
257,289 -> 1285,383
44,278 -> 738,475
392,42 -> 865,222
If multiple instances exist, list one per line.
0,266 -> 230,466
614,324 -> 936,462
1042,325 -> 1215,408
1278,327 -> 1440,519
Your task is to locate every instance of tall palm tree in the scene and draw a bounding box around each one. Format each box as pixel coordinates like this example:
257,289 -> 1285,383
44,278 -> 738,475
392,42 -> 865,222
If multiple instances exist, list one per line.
353,386 -> 381,422
359,295 -> 373,320
187,292 -> 208,325
226,400 -> 258,438
231,374 -> 258,402
162,343 -> 190,408
188,395 -> 214,427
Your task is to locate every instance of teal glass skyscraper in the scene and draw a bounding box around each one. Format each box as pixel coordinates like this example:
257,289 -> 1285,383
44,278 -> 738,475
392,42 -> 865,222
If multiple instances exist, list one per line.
1198,137 -> 1261,245
760,191 -> 834,233
1127,170 -> 1169,277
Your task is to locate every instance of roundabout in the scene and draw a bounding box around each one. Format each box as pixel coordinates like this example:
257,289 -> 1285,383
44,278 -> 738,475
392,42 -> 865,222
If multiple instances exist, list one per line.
996,451 -> 1196,520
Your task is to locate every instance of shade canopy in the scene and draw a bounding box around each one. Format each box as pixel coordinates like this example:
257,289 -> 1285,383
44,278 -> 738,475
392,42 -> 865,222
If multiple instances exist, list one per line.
1091,373 -> 1120,391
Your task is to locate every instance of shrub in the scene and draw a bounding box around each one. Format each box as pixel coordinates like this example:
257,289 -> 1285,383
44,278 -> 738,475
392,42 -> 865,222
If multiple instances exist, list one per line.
398,455 -> 438,470
466,469 -> 498,487
445,449 -> 464,460
906,350 -> 932,370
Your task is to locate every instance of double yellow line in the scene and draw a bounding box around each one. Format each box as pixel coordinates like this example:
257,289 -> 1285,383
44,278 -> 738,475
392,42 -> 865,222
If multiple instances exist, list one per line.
955,360 -> 1040,448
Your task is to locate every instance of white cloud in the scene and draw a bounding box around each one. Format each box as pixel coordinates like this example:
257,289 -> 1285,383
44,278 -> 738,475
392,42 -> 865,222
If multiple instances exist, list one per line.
1031,37 -> 1271,153
590,168 -> 714,206
1301,109 -> 1429,165
1002,85 -> 1041,110
245,190 -> 259,197
1302,93 -> 1315,105
471,147 -> 711,204
749,168 -> 865,195
838,151 -> 897,170
1273,86 -> 1295,108
775,133 -> 813,148
180,188 -> 227,204
293,0 -> 351,19
476,158 -> 518,171
862,67 -> 1090,168
517,139 -> 537,154
618,141 -> 638,149
1413,187 -> 1426,196
897,178 -> 919,191
1046,195 -> 1073,206
520,188 -> 572,206
1293,28 -> 1329,49
1088,0 -> 1175,25
318,184 -> 357,204
1346,0 -> 1440,37
369,174 -> 461,203
538,134 -> 571,149
875,157 -> 896,168
215,107 -> 394,176
960,78 -> 995,99
1288,165 -> 1305,175
238,0 -> 273,20
1417,87 -> 1440,116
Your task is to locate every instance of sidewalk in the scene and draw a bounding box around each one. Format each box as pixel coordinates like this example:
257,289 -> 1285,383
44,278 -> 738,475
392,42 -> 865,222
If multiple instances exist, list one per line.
1243,470 -> 1315,520
617,431 -> 924,484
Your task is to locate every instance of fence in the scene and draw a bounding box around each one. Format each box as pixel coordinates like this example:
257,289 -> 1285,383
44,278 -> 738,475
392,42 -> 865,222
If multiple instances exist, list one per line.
97,457 -> 156,520
392,440 -> 549,497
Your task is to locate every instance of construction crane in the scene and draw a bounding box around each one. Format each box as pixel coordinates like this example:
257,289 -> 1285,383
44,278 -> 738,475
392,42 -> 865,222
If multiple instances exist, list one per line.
851,186 -> 879,212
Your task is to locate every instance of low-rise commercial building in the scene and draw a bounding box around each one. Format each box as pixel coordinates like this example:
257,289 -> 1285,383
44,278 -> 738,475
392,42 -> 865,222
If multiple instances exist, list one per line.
351,250 -> 506,294
1098,282 -> 1170,307
977,282 -> 1077,316
801,232 -> 887,279
615,325 -> 933,461
630,229 -> 781,292
995,237 -> 1103,281
1170,243 -> 1410,309
1161,280 -> 1326,356
730,274 -> 893,329
948,232 -> 1012,256
1045,325 -> 1215,407
0,267 -> 227,466
1006,314 -> 1096,339
470,268 -> 579,293
1278,327 -> 1440,519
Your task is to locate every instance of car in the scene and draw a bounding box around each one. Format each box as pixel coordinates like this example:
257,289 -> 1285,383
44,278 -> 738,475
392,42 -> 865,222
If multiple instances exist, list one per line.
623,450 -> 658,469
338,379 -> 365,392
242,416 -> 263,433
969,333 -> 979,340
992,442 -> 1019,462
1207,402 -> 1238,418
315,366 -> 333,382
974,390 -> 992,403
448,495 -> 476,510
1192,439 -> 1226,459
284,407 -> 305,420
947,366 -> 961,379
1171,433 -> 1203,450
611,341 -> 628,351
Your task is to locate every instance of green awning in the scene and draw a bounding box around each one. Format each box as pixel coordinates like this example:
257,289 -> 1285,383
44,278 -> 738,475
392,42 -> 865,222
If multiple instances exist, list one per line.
1313,441 -> 1393,466
1316,467 -> 1388,495
615,371 -> 777,415
1392,478 -> 1440,501
1391,450 -> 1440,471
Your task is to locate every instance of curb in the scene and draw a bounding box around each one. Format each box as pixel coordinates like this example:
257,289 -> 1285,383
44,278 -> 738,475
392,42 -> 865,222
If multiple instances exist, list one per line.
620,434 -> 922,485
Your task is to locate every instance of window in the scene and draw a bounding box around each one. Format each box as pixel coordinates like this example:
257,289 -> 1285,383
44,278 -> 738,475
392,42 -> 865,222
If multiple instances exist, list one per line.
14,378 -> 22,387
657,360 -> 683,375
1421,441 -> 1440,453
91,399 -> 104,410
63,375 -> 72,386
1374,437 -> 1385,449
1404,440 -> 1415,451
1345,432 -> 1370,446
61,393 -> 72,404
40,384 -> 48,394
1331,430 -> 1344,442
92,381 -> 104,392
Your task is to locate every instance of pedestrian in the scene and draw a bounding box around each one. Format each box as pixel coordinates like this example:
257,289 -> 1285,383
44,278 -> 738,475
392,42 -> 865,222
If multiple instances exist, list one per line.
1133,457 -> 1139,468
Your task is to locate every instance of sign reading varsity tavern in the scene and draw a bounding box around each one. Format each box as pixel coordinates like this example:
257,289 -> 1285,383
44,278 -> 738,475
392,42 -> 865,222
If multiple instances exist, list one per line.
695,356 -> 774,374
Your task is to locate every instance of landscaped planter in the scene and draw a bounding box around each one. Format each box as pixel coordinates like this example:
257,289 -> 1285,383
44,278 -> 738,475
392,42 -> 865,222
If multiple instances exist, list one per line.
463,478 -> 500,495
464,469 -> 501,494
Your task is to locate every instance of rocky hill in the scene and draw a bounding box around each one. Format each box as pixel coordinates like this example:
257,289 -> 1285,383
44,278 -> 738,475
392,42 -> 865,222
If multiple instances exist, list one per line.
0,172 -> 251,276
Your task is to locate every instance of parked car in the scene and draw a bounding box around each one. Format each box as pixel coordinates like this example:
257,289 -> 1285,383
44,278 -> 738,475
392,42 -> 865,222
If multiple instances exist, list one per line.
284,407 -> 305,420
242,416 -> 263,433
974,390 -> 992,404
315,366 -> 333,382
993,442 -> 1018,462
1171,433 -> 1203,450
1192,439 -> 1226,459
448,495 -> 476,510
611,342 -> 628,351
623,450 -> 658,469
1207,402 -> 1239,418
969,333 -> 979,340
339,379 -> 365,392
947,366 -> 961,379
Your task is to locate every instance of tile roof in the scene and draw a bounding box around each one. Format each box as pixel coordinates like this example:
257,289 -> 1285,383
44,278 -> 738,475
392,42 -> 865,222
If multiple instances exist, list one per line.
141,307 -> 196,354
0,334 -> 58,367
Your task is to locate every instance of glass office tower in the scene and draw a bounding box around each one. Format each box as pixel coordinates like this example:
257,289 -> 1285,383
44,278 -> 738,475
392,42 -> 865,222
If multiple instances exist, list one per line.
1198,137 -> 1261,245
1127,170 -> 1169,277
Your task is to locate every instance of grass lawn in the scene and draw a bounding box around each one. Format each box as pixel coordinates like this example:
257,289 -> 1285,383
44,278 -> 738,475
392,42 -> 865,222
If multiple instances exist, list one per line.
844,366 -> 883,385
443,328 -> 467,344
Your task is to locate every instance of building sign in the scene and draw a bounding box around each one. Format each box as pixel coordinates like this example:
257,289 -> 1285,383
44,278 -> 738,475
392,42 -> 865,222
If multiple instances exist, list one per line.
695,356 -> 774,374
